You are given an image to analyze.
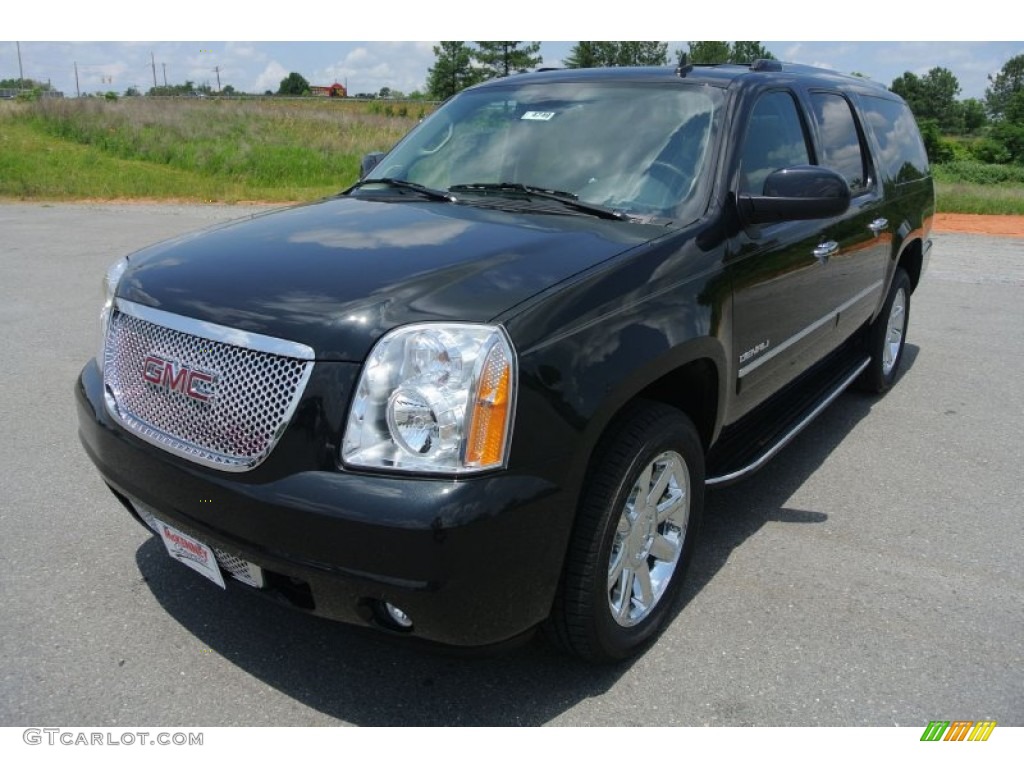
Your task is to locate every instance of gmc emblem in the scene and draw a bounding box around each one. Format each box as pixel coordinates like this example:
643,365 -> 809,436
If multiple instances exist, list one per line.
142,354 -> 216,402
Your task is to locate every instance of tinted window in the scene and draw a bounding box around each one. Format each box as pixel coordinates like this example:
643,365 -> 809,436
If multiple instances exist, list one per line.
739,91 -> 810,195
370,82 -> 720,221
809,93 -> 868,191
860,95 -> 930,183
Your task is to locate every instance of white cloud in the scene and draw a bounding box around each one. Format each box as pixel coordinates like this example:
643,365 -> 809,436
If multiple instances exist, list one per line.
253,61 -> 289,94
313,42 -> 434,95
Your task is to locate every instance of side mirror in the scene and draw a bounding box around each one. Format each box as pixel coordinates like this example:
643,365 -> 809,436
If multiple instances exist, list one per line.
360,152 -> 386,179
738,165 -> 851,225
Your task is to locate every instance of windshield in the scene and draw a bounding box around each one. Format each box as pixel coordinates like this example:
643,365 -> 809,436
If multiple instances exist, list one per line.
363,80 -> 721,222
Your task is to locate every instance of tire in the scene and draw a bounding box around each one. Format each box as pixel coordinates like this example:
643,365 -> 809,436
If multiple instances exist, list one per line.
858,267 -> 911,394
546,401 -> 704,662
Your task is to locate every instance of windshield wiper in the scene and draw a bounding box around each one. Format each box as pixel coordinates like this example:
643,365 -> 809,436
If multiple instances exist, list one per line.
348,177 -> 456,202
448,182 -> 630,221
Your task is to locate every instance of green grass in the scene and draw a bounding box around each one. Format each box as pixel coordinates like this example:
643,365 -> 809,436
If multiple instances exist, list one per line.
935,181 -> 1024,215
0,98 -> 423,202
931,160 -> 1024,214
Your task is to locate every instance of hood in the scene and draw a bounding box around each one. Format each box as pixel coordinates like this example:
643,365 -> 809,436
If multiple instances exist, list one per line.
118,196 -> 660,361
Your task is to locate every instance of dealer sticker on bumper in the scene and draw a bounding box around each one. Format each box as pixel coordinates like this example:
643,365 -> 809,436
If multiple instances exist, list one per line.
157,520 -> 226,589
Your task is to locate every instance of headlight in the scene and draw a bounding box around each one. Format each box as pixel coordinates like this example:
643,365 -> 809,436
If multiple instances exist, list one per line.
98,257 -> 129,365
342,323 -> 517,474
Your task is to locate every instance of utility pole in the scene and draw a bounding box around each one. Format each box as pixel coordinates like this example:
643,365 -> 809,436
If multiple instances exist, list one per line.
162,63 -> 167,87
16,41 -> 24,85
150,51 -> 157,89
213,65 -> 221,92
74,61 -> 80,98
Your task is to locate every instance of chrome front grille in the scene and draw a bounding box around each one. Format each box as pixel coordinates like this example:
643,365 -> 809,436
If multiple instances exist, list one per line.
102,299 -> 314,471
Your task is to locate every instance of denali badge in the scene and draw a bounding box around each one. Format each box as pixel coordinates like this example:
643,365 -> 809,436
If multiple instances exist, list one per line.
739,340 -> 771,364
142,354 -> 216,402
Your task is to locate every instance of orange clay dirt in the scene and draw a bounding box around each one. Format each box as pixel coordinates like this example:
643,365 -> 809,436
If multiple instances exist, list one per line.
933,213 -> 1024,237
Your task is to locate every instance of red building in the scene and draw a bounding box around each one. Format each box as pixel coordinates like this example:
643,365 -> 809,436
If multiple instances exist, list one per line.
310,83 -> 347,98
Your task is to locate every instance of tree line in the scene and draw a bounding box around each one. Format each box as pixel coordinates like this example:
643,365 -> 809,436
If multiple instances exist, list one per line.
426,41 -> 775,99
425,42 -> 1024,166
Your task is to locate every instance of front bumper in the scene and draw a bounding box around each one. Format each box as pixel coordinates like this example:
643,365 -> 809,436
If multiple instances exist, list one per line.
76,360 -> 573,647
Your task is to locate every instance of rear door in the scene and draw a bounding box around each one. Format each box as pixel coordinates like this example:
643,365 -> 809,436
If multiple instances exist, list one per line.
802,89 -> 890,342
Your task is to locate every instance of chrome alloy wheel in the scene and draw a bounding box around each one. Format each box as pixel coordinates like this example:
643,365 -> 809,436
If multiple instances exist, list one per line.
607,450 -> 690,627
882,286 -> 907,376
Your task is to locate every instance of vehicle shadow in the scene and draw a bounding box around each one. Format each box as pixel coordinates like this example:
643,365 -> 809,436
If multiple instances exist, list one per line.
136,345 -> 917,726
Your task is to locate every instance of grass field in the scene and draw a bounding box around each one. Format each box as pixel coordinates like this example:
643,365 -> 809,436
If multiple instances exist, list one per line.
0,98 -> 422,202
2,98 -> 1023,214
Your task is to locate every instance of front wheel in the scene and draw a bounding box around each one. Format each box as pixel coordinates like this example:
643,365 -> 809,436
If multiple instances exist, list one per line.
858,268 -> 911,394
547,401 -> 704,662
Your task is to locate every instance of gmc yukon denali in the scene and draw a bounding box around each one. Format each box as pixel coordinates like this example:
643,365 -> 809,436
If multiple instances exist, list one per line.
76,61 -> 934,661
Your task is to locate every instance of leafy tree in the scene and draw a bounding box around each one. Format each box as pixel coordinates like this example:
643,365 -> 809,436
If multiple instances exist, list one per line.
564,42 -> 602,68
687,41 -> 731,64
615,42 -> 668,66
222,84 -> 236,95
891,68 -> 962,133
474,41 -> 542,78
917,119 -> 954,163
960,98 -> 988,134
123,86 -> 140,97
278,72 -> 310,96
427,42 -> 482,99
985,54 -> 1024,121
565,42 -> 666,68
0,77 -> 53,91
681,42 -> 774,66
379,86 -> 391,99
729,42 -> 775,63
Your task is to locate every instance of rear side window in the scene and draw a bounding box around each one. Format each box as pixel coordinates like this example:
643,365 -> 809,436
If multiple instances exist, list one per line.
809,93 -> 868,193
860,95 -> 930,184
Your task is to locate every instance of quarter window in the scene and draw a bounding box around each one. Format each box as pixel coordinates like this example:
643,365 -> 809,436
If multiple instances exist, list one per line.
860,96 -> 930,183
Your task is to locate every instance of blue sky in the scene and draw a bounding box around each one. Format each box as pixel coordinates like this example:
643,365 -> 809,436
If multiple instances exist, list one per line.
3,41 -> 1022,100
6,3 -> 1020,99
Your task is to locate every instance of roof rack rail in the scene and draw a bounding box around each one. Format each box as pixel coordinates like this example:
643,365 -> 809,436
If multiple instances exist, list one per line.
750,59 -> 783,72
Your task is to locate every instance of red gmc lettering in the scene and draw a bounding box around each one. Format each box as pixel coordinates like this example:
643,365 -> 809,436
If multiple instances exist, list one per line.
142,355 -> 213,401
186,371 -> 213,402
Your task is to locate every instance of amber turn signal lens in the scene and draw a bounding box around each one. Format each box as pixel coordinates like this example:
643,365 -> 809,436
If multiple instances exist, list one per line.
465,341 -> 513,468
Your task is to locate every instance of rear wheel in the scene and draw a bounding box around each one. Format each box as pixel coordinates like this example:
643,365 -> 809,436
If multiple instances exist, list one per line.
858,268 -> 911,394
547,401 -> 704,662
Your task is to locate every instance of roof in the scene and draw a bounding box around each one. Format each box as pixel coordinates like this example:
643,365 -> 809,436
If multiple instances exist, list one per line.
475,62 -> 893,97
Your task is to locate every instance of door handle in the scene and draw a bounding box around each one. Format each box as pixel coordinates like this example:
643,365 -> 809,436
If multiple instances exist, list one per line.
813,240 -> 839,265
868,217 -> 888,235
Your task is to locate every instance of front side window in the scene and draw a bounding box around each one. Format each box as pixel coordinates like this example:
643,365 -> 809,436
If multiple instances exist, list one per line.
363,81 -> 721,222
739,91 -> 811,195
809,93 -> 869,192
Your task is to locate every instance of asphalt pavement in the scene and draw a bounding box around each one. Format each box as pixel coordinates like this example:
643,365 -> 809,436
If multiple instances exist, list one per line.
1,203 -> 1021,726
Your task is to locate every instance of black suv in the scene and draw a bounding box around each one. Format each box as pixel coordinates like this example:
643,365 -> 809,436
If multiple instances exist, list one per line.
77,62 -> 933,661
